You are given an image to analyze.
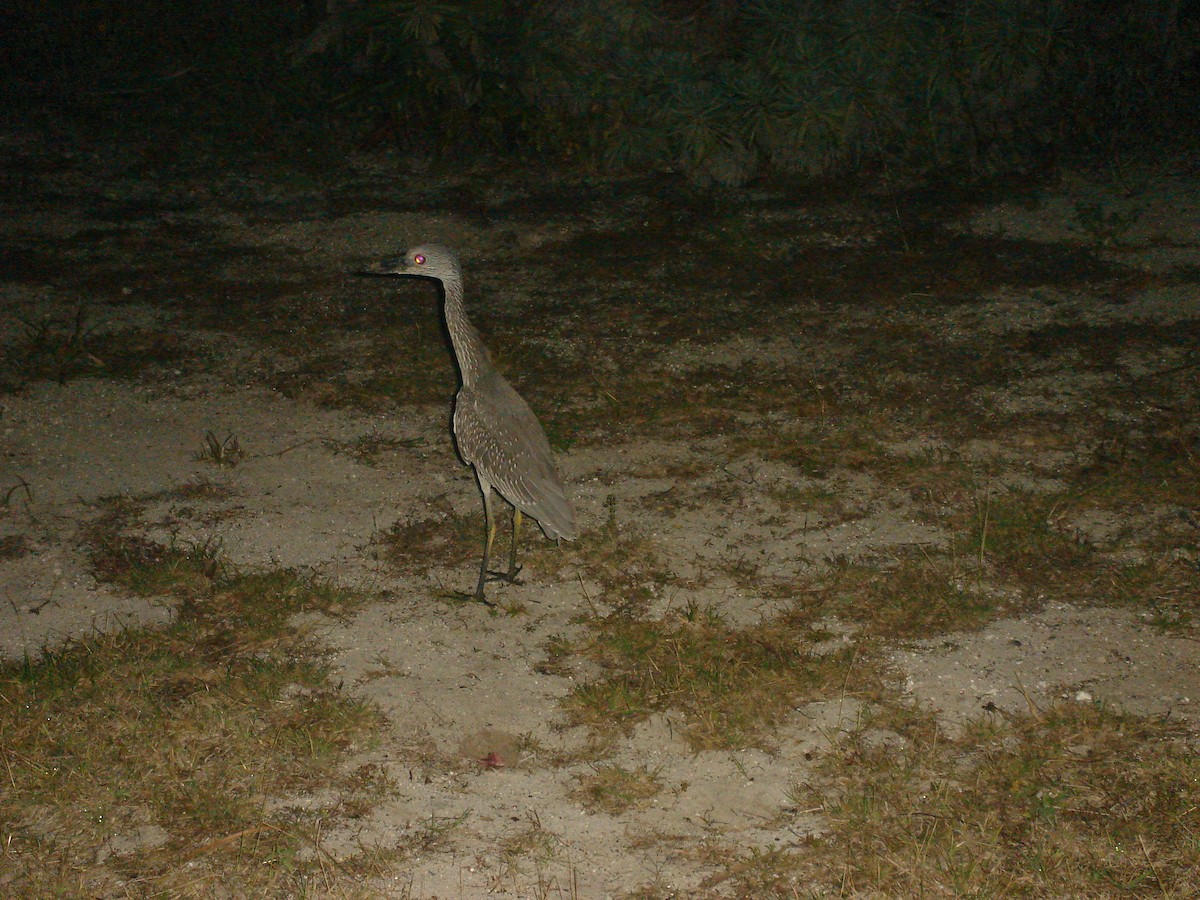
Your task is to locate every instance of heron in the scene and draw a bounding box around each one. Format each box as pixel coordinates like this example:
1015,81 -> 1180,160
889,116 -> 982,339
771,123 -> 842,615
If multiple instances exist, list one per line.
376,243 -> 576,601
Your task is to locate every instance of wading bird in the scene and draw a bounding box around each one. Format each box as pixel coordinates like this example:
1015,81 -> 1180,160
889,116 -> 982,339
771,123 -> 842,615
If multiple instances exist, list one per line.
376,243 -> 576,601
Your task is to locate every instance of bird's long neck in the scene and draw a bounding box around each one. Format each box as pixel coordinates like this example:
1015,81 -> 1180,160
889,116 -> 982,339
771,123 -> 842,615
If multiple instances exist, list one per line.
441,272 -> 491,388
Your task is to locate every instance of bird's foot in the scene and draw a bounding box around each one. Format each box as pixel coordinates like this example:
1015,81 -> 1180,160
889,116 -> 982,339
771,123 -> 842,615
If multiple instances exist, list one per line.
485,564 -> 523,585
453,589 -> 496,607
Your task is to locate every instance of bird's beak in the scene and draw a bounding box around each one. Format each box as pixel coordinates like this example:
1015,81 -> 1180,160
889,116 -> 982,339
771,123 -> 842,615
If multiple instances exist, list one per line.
375,255 -> 408,275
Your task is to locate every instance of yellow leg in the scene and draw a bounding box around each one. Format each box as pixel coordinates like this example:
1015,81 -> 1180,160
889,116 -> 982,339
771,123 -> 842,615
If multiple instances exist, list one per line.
474,484 -> 497,600
507,508 -> 523,581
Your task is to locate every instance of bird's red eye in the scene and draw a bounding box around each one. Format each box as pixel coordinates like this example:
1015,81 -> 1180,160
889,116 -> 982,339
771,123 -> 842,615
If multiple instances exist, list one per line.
414,254 -> 426,265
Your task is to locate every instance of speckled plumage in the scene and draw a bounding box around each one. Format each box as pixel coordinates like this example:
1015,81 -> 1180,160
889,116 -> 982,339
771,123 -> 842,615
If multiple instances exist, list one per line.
377,243 -> 576,599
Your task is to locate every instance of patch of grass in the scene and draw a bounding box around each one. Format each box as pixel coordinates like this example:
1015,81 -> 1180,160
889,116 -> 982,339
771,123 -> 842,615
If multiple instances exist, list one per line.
1071,200 -> 1144,247
1025,319 -> 1198,378
375,496 -> 482,576
812,550 -> 1000,639
791,465 -> 1197,641
572,497 -> 677,611
731,412 -> 900,478
84,496 -> 225,598
579,368 -> 745,442
268,326 -> 455,411
0,311 -> 197,392
762,478 -> 841,514
494,809 -> 567,886
573,764 -> 663,815
962,490 -> 1096,601
698,846 -> 804,898
0,533 -> 31,560
1070,413 -> 1200,511
1085,549 -> 1200,634
535,633 -> 577,678
789,702 -> 1200,897
324,431 -> 423,467
155,476 -> 236,502
1,506 -> 391,895
560,604 -> 870,750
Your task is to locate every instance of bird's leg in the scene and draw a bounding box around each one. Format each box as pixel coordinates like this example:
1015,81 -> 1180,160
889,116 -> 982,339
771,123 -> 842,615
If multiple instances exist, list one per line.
504,508 -> 524,583
470,477 -> 525,601
484,506 -> 523,585
473,485 -> 497,602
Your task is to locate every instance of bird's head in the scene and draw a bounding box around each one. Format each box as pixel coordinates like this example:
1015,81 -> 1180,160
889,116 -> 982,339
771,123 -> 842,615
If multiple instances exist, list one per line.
376,243 -> 461,282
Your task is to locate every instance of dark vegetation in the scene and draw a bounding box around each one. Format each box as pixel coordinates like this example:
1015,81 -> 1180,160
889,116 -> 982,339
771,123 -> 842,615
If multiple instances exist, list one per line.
4,1 -> 1198,182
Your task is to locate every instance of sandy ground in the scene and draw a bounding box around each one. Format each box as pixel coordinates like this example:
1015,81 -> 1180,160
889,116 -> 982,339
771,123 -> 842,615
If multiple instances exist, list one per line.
2,135 -> 1198,896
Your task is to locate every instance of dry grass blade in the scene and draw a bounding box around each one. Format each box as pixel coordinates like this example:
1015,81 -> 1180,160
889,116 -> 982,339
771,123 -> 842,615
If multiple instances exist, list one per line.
194,430 -> 243,467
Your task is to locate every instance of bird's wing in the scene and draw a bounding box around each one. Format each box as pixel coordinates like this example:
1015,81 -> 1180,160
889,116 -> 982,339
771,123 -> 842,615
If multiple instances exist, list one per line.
455,375 -> 577,541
